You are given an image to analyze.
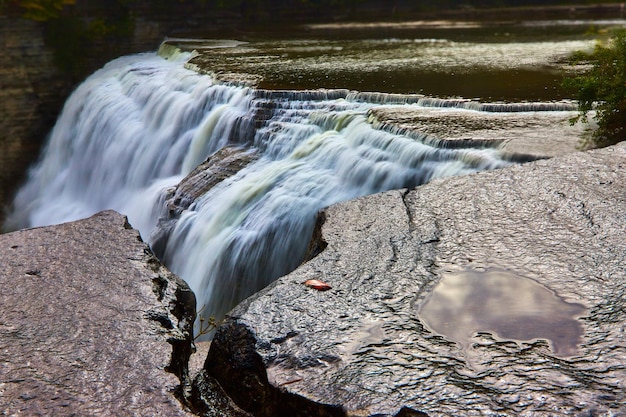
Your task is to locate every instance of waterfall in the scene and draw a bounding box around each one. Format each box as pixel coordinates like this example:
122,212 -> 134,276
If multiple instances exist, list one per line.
7,52 -> 516,330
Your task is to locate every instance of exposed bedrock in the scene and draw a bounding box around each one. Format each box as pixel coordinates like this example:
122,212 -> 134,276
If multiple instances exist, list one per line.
0,211 -> 198,415
202,143 -> 626,416
367,105 -> 589,159
150,145 -> 260,258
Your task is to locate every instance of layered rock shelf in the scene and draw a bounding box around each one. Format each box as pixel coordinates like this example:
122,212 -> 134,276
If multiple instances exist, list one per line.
367,105 -> 588,159
201,142 -> 626,416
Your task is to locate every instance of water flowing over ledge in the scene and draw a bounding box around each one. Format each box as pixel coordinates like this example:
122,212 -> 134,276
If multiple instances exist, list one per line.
6,51 -> 582,329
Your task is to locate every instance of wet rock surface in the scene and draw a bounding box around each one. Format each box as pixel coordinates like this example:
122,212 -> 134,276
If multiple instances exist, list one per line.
150,145 -> 259,258
369,106 -> 589,158
0,211 -> 196,416
205,143 -> 626,416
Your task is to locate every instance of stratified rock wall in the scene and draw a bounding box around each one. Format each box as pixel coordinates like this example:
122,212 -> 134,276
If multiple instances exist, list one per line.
0,211 -> 196,416
203,143 -> 626,416
0,17 -> 69,225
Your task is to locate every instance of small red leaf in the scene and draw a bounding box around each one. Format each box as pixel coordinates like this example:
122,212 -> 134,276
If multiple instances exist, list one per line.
304,279 -> 332,291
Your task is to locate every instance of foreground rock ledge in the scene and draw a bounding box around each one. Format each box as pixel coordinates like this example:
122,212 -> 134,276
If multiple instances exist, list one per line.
204,143 -> 626,416
0,211 -> 196,416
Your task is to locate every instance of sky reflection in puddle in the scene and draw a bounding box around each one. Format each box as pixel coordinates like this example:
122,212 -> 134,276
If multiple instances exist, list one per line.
419,269 -> 587,358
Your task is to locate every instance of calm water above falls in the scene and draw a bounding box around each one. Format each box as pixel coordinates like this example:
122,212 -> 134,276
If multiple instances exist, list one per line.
184,17 -> 616,100
208,37 -> 594,100
6,49 -> 581,328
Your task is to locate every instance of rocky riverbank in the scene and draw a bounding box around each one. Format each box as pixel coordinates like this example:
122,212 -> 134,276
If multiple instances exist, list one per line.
200,141 -> 626,416
2,141 -> 624,415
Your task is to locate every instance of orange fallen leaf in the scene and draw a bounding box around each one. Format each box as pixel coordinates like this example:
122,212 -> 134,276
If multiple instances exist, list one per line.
304,279 -> 332,291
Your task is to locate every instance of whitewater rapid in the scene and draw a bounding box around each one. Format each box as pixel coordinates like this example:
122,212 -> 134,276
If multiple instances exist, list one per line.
8,52 -> 529,329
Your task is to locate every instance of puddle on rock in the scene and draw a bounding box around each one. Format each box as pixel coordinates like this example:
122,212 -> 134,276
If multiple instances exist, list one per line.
418,269 -> 587,358
339,320 -> 386,357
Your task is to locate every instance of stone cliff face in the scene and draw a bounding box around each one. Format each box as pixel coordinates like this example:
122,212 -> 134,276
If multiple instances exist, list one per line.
200,142 -> 626,416
0,17 -> 69,225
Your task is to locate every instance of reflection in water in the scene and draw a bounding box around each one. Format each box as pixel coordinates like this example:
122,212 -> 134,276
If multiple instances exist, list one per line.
339,321 -> 385,357
206,38 -> 595,101
419,269 -> 587,357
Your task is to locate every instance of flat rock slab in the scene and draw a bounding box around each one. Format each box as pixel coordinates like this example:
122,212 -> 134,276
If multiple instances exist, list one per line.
0,211 -> 195,416
369,106 -> 588,158
205,143 -> 626,416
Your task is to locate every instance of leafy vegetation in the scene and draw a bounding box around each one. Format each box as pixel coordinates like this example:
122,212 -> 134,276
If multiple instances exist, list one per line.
563,29 -> 626,148
0,0 -> 135,81
2,0 -> 75,21
194,305 -> 221,340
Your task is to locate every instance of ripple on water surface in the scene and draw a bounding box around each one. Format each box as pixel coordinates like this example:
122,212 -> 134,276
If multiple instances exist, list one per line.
419,269 -> 587,358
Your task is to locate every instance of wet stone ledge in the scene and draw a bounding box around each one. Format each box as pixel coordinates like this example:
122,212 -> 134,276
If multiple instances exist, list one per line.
150,145 -> 260,260
202,142 -> 626,416
367,105 -> 588,159
0,211 -> 196,416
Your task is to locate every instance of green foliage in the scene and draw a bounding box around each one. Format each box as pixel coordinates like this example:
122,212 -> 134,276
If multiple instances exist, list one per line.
6,0 -> 75,21
44,14 -> 86,77
194,305 -> 220,340
563,29 -> 626,148
44,11 -> 134,80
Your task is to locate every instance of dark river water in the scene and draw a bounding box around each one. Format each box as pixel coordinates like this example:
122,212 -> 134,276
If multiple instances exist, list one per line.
176,17 -> 626,101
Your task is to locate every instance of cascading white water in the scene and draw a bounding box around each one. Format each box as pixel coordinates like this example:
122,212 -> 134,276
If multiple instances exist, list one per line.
8,52 -> 524,329
7,52 -> 252,234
